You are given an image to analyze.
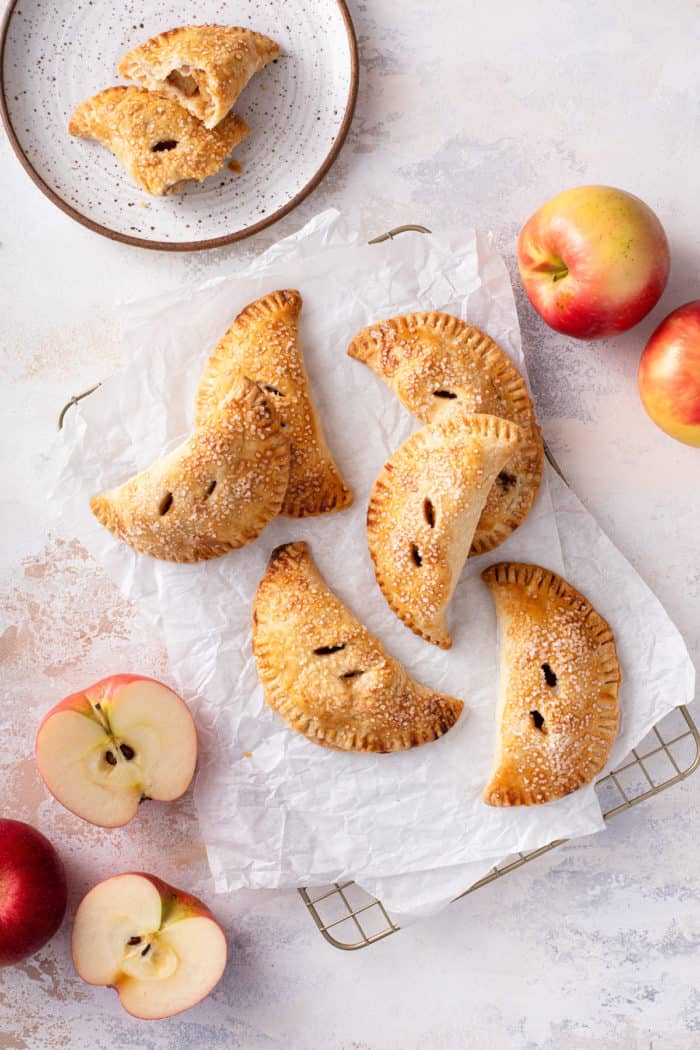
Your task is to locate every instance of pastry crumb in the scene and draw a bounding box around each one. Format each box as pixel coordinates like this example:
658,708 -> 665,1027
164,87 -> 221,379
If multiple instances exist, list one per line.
228,158 -> 244,174
243,750 -> 253,758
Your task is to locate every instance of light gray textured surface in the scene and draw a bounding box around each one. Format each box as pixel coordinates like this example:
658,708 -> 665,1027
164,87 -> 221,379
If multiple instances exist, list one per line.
1,1 -> 698,1047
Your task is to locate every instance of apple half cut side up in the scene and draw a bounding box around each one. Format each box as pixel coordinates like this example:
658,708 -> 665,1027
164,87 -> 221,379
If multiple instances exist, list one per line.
72,873 -> 227,1019
36,676 -> 197,828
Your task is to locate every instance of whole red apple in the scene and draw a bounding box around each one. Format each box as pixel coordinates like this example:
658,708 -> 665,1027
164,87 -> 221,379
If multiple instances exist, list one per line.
0,819 -> 68,966
638,301 -> 700,447
518,185 -> 670,339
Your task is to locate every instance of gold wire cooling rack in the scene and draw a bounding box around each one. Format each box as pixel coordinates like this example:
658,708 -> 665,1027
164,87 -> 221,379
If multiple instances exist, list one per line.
299,705 -> 699,950
57,225 -> 700,952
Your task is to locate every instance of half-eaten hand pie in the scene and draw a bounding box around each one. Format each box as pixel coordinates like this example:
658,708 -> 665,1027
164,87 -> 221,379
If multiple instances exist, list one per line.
367,413 -> 523,648
348,312 -> 544,555
119,24 -> 280,129
482,562 -> 621,806
90,376 -> 290,562
252,542 -> 465,752
68,86 -> 249,195
195,289 -> 353,518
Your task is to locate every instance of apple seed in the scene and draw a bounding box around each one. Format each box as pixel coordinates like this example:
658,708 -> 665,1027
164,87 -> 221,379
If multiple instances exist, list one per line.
127,935 -> 142,945
105,750 -> 117,766
120,743 -> 135,760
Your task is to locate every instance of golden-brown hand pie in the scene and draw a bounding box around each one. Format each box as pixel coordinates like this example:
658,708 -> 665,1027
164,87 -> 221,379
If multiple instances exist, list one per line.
252,542 -> 465,752
482,562 -> 621,806
367,413 -> 523,649
195,290 -> 353,518
348,312 -> 544,555
118,25 -> 280,129
68,86 -> 249,195
90,376 -> 290,562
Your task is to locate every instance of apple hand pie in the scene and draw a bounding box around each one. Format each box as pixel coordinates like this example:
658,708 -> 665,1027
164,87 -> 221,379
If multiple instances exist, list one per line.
368,413 -> 523,649
68,86 -> 249,196
482,562 -> 621,806
90,376 -> 290,562
195,290 -> 353,518
119,25 -> 280,130
252,542 -> 465,752
348,312 -> 544,555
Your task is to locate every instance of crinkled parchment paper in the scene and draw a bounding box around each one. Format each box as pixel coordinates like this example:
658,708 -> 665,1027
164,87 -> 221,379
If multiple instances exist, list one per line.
48,211 -> 695,921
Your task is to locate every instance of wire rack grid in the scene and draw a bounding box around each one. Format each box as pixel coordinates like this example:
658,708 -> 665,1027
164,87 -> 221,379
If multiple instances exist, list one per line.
299,706 -> 699,950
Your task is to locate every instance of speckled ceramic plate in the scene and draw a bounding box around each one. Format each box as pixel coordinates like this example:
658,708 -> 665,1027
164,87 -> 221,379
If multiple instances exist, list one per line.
0,0 -> 357,250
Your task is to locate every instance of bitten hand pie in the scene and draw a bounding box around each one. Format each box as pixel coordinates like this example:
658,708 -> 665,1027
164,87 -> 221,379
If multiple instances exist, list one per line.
90,377 -> 290,562
68,86 -> 249,196
119,25 -> 280,129
367,413 -> 523,649
252,542 -> 465,752
195,290 -> 353,518
482,563 -> 621,806
348,312 -> 544,555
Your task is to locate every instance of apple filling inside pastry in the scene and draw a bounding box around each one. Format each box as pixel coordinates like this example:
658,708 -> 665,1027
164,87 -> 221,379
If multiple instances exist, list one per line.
167,66 -> 202,98
118,25 -> 280,130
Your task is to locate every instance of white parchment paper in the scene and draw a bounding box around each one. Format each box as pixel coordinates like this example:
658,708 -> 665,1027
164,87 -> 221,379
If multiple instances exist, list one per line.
48,210 -> 695,921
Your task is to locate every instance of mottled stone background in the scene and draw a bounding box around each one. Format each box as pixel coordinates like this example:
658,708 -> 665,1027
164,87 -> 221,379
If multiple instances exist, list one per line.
1,2 -> 698,1047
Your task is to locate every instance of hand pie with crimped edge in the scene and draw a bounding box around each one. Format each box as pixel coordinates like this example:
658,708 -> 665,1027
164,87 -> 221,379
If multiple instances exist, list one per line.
252,542 -> 464,752
119,25 -> 280,130
482,562 -> 621,806
348,312 -> 544,555
367,413 -> 523,649
68,86 -> 249,196
90,376 -> 290,562
195,289 -> 353,518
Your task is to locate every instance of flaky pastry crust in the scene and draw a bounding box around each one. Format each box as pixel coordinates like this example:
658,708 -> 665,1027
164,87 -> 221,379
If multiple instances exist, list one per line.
252,542 -> 465,752
90,376 -> 290,562
119,24 -> 279,129
367,413 -> 523,649
68,86 -> 249,195
482,562 -> 621,806
348,312 -> 544,555
195,290 -> 352,518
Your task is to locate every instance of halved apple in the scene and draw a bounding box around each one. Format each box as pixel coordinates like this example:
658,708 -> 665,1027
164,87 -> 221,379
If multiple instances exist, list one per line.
72,872 -> 227,1019
36,675 -> 197,828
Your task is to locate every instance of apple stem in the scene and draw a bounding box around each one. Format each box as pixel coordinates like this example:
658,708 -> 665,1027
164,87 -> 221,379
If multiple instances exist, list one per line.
532,258 -> 569,283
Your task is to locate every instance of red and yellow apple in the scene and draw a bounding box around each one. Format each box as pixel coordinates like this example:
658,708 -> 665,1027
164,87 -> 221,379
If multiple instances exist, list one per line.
72,872 -> 227,1019
638,300 -> 700,447
518,185 -> 670,339
0,819 -> 68,966
36,675 -> 197,828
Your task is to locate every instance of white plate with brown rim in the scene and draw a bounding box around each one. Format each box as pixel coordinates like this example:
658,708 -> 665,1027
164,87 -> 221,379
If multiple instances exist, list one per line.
0,0 -> 357,251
